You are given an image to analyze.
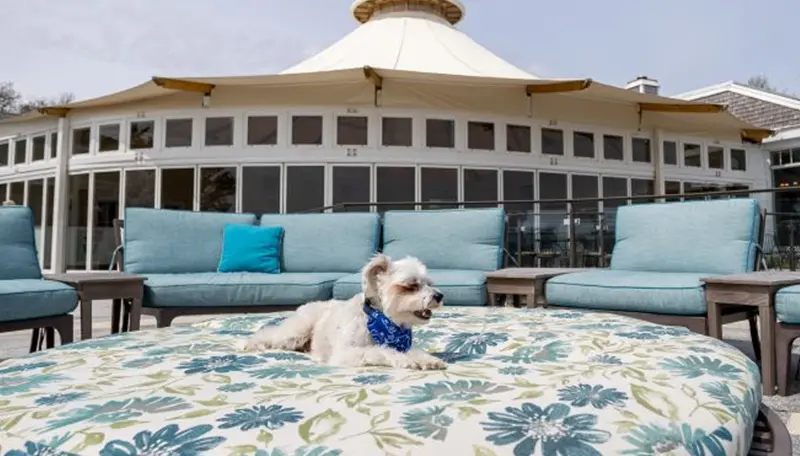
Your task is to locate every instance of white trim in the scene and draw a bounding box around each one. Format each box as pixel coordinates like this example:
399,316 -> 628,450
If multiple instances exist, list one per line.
675,81 -> 800,112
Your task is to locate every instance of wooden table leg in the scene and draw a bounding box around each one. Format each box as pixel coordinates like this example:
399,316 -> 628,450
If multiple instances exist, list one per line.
128,298 -> 142,332
45,327 -> 55,349
707,298 -> 723,340
111,299 -> 121,334
534,279 -> 547,308
80,298 -> 93,340
760,305 -> 777,396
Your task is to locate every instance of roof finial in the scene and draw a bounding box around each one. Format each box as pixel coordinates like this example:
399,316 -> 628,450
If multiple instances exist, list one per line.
350,0 -> 465,25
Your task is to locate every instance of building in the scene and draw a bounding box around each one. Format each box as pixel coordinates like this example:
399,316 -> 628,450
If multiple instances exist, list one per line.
677,81 -> 800,244
0,0 -> 771,273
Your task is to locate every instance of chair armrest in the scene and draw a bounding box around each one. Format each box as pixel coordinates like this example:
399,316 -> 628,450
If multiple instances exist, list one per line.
109,245 -> 124,272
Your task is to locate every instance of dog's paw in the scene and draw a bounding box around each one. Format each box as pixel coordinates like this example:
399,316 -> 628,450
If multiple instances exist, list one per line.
243,338 -> 269,352
408,355 -> 447,371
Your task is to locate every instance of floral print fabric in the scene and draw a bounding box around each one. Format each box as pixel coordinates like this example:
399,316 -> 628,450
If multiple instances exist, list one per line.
0,308 -> 760,455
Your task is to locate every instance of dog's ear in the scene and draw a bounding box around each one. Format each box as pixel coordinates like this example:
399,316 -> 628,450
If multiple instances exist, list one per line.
361,254 -> 390,298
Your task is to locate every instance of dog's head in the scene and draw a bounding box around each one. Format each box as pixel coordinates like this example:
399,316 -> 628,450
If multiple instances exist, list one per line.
361,254 -> 443,327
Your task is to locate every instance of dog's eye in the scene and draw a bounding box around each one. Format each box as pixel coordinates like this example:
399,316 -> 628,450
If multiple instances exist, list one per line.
403,283 -> 420,292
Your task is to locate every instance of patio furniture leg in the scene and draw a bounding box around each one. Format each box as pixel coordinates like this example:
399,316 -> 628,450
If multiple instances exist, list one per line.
775,324 -> 798,396
707,299 -> 723,339
29,328 -> 40,353
45,327 -> 55,349
749,313 -> 762,361
128,298 -> 142,331
759,305 -> 777,395
122,300 -> 130,332
80,298 -> 93,340
52,315 -> 74,346
111,299 -> 121,334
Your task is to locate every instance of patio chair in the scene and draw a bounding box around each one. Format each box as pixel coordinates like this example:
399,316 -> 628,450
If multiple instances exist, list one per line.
0,206 -> 76,351
545,199 -> 765,339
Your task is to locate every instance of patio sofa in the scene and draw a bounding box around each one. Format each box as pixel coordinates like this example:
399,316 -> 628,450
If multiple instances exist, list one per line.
545,198 -> 764,335
0,206 -> 76,350
774,289 -> 800,395
118,207 -> 505,326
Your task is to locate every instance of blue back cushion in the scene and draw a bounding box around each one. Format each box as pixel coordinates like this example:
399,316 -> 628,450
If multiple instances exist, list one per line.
259,213 -> 380,273
218,225 -> 283,274
382,208 -> 505,271
611,199 -> 760,274
0,206 -> 42,280
124,208 -> 257,274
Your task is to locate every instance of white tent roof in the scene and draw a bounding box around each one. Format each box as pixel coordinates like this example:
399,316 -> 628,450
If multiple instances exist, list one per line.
282,0 -> 536,80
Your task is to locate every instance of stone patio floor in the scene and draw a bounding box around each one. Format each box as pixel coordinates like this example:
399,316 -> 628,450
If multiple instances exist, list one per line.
1,302 -> 799,453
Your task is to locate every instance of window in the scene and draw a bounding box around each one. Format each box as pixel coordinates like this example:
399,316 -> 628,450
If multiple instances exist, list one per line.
382,117 -> 412,147
72,128 -> 91,155
665,180 -> 681,202
506,125 -> 531,153
28,180 -> 44,250
572,174 -> 598,214
631,179 -> 655,203
165,119 -> 193,148
632,138 -> 651,163
98,124 -> 120,152
43,178 -> 55,268
286,166 -> 325,212
541,128 -> 564,155
468,121 -> 494,150
794,148 -> 800,164
14,139 -> 26,164
0,183 -> 5,200
333,166 -> 371,212
0,142 -> 8,166
200,167 -> 236,212
426,119 -> 454,148
731,148 -> 746,171
205,117 -> 234,146
242,166 -> 281,214
464,169 -> 498,208
684,143 -> 701,167
32,136 -> 46,161
129,121 -> 154,149
663,141 -> 677,165
377,167 -> 415,211
292,116 -> 323,145
602,177 -> 628,212
708,145 -> 724,169
247,116 -> 278,146
92,171 -> 120,270
50,132 -> 58,158
539,173 -> 568,236
337,116 -> 368,146
160,168 -> 195,210
66,174 -> 89,270
603,135 -> 623,160
503,170 -> 534,213
421,167 -> 458,209
9,182 -> 23,205
573,131 -> 594,158
125,169 -> 155,208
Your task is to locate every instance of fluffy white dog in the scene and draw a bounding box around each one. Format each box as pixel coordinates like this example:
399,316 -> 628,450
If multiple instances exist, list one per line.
245,254 -> 446,370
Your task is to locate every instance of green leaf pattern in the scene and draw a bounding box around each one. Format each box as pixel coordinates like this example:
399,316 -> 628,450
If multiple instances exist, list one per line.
0,308 -> 760,454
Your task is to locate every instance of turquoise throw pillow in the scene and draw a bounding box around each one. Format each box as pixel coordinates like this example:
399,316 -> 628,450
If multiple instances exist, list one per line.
218,224 -> 283,274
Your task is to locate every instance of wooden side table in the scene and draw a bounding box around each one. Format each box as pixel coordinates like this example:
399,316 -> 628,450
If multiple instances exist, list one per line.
44,272 -> 146,340
703,271 -> 800,396
485,268 -> 584,308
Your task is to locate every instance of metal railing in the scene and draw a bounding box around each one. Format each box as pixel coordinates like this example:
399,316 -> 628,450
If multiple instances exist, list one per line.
303,186 -> 800,270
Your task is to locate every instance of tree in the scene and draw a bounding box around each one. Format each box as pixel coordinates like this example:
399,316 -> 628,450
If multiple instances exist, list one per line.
746,75 -> 796,98
0,81 -> 74,118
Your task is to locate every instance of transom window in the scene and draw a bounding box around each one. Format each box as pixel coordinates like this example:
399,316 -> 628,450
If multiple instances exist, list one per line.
603,134 -> 623,160
130,121 -> 155,150
98,124 -> 120,152
506,125 -> 531,153
73,127 -> 91,155
708,145 -> 724,169
292,116 -> 323,145
573,131 -> 594,158
0,142 -> 9,166
166,119 -> 193,148
247,116 -> 278,146
467,121 -> 494,150
32,136 -> 46,161
337,116 -> 368,146
382,117 -> 412,147
684,143 -> 701,167
663,141 -> 677,165
205,117 -> 234,146
632,137 -> 651,163
426,119 -> 455,148
731,148 -> 747,171
541,128 -> 564,156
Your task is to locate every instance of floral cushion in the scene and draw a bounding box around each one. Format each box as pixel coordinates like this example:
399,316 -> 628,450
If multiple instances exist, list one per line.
0,308 -> 761,455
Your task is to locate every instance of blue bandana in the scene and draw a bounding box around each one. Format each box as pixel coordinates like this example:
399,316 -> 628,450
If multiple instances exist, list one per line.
363,301 -> 412,352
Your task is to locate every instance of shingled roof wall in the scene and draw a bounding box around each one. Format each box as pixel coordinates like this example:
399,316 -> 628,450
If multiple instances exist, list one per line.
693,91 -> 800,130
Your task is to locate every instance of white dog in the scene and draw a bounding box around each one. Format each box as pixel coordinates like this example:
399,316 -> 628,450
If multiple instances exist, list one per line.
245,254 -> 446,370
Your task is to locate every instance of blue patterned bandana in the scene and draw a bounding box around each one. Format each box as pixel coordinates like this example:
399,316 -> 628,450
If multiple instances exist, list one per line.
363,300 -> 412,353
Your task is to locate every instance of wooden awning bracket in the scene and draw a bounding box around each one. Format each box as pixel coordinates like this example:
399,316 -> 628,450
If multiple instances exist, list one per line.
363,66 -> 383,107
152,77 -> 215,96
638,102 -> 726,114
38,107 -> 70,117
526,79 -> 592,95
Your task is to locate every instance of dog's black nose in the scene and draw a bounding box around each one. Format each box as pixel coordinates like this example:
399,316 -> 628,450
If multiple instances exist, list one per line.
433,291 -> 444,303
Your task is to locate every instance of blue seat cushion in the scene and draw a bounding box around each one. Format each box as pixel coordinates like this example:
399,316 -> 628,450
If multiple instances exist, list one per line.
0,207 -> 43,280
382,208 -> 505,271
218,225 -> 283,274
776,285 -> 800,324
546,270 -> 710,315
143,272 -> 347,308
0,279 -> 78,323
611,199 -> 760,275
333,269 -> 487,307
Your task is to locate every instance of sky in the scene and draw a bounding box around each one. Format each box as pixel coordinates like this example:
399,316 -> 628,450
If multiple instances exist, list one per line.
1,0 -> 797,102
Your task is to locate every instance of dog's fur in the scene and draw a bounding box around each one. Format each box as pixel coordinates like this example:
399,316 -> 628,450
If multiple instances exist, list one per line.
244,254 -> 446,370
